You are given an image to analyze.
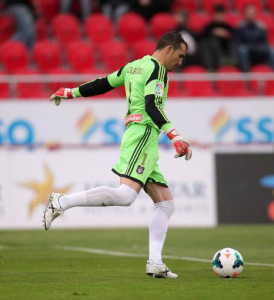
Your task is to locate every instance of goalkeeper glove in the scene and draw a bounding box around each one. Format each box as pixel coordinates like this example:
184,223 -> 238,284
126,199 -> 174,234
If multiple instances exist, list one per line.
166,127 -> 192,160
50,88 -> 76,106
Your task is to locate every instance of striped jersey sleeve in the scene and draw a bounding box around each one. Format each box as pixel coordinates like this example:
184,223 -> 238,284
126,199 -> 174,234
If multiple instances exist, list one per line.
144,59 -> 171,129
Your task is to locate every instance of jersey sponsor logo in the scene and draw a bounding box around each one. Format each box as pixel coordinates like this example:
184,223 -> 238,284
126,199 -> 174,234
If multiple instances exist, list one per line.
124,114 -> 143,125
155,82 -> 164,97
136,165 -> 145,174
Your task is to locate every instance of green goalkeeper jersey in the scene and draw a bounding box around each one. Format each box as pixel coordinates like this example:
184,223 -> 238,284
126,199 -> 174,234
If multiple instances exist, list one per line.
76,55 -> 172,133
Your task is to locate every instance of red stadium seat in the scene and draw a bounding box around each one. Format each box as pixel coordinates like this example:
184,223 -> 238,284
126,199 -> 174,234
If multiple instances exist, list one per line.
182,66 -> 218,96
33,41 -> 61,73
0,71 -> 10,99
0,15 -> 15,43
266,0 -> 274,13
250,64 -> 274,95
47,67 -> 74,94
171,0 -> 197,13
150,13 -> 177,39
224,12 -> 241,28
33,0 -> 60,20
201,0 -> 230,14
67,41 -> 95,73
118,13 -> 147,44
36,18 -> 47,41
188,13 -> 211,33
234,0 -> 263,12
131,40 -> 156,60
85,14 -> 113,44
99,41 -> 128,72
51,14 -> 80,45
0,41 -> 28,73
217,66 -> 253,96
14,68 -> 47,99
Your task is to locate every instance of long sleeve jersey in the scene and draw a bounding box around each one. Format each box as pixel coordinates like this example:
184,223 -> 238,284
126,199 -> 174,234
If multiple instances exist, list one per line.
75,55 -> 172,133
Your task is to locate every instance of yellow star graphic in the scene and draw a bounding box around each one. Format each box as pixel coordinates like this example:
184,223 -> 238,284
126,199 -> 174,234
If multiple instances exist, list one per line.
19,164 -> 73,216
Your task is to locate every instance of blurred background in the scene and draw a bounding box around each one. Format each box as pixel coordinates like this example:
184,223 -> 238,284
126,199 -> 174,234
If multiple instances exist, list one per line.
0,0 -> 274,229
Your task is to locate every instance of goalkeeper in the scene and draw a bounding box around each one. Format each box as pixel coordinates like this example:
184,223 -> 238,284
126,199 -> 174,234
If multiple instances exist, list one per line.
43,31 -> 192,279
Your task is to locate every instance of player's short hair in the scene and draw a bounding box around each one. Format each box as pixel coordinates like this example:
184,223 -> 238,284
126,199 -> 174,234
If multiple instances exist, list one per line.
156,31 -> 188,51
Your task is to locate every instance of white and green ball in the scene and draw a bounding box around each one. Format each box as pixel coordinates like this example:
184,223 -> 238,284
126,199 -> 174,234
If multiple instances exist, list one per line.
212,248 -> 244,278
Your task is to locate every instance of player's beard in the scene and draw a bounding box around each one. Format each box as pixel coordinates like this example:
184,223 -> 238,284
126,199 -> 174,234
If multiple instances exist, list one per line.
168,64 -> 178,72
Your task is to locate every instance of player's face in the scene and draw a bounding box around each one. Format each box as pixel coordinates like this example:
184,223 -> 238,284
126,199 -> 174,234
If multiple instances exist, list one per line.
165,44 -> 187,71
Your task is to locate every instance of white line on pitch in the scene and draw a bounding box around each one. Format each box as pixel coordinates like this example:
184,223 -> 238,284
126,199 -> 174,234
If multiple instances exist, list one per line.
55,246 -> 274,268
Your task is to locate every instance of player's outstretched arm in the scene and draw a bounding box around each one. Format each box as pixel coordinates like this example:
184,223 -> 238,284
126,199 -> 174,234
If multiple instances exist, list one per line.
49,78 -> 114,106
50,66 -> 127,106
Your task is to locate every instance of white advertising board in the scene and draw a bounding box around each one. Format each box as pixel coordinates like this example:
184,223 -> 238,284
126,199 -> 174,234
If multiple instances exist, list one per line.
0,147 -> 216,228
1,98 -> 274,147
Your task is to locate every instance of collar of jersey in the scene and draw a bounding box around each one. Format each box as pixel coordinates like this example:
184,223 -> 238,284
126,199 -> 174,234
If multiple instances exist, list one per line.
146,55 -> 166,70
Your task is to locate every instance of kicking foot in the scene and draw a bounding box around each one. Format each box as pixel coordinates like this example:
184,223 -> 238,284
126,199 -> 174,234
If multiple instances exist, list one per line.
43,193 -> 64,230
146,259 -> 178,278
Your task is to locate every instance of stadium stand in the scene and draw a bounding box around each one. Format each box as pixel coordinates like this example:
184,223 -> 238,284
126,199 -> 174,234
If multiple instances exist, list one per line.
14,67 -> 46,99
235,0 -> 263,12
33,0 -> 60,21
47,67 -> 74,94
0,0 -> 273,98
35,18 -> 48,41
267,0 -> 274,13
187,12 -> 211,33
150,13 -> 177,39
51,14 -> 81,46
0,15 -> 15,44
167,75 -> 183,97
223,12 -> 241,28
99,40 -> 128,72
84,14 -> 113,45
171,0 -> 197,13
250,64 -> 274,95
0,71 -> 10,99
182,66 -> 218,96
201,0 -> 230,14
131,40 -> 157,60
257,12 -> 274,45
33,41 -> 61,72
66,41 -> 95,72
118,13 -> 147,44
0,41 -> 28,73
217,66 -> 254,96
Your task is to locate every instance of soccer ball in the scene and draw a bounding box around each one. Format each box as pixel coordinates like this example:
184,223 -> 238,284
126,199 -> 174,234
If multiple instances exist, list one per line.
212,248 -> 244,278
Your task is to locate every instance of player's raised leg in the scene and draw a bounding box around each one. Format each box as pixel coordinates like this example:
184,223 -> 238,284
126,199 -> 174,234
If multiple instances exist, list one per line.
43,179 -> 141,230
145,183 -> 177,278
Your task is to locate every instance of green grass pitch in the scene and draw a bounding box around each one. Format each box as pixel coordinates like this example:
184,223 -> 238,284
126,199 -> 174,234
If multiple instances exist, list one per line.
0,225 -> 274,300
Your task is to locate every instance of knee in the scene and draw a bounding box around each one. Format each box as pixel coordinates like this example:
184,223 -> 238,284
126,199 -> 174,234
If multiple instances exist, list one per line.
157,200 -> 175,218
118,184 -> 138,206
121,193 -> 136,206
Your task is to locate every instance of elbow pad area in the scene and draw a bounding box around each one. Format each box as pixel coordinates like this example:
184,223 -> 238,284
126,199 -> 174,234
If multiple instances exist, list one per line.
79,77 -> 114,97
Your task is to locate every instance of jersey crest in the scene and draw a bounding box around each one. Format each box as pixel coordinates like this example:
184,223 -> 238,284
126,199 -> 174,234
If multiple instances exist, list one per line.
155,82 -> 164,97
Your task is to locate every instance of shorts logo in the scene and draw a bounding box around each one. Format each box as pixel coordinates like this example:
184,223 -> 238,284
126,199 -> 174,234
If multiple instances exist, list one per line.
136,165 -> 145,174
155,82 -> 164,97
